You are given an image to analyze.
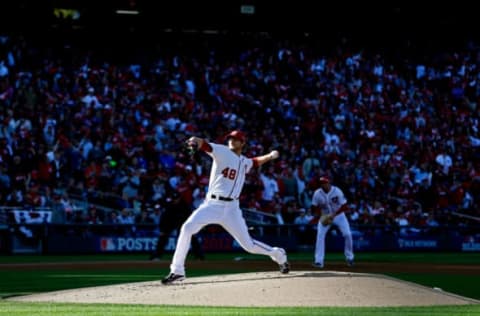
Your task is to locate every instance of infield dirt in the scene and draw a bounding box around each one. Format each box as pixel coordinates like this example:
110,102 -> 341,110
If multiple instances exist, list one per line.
5,260 -> 480,307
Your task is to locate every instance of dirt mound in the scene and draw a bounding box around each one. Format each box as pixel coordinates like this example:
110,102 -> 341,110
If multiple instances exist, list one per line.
8,271 -> 479,307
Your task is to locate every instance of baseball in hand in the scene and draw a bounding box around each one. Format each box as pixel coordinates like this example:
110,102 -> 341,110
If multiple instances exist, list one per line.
270,150 -> 279,159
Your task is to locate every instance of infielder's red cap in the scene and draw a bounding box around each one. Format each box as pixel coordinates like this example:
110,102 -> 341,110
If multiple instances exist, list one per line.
319,176 -> 330,184
226,130 -> 247,143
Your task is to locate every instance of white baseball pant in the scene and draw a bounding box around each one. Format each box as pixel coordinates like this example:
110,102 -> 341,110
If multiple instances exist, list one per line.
314,213 -> 354,264
170,199 -> 286,275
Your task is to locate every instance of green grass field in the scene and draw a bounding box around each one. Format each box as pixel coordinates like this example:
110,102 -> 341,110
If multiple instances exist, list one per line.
0,302 -> 479,316
0,252 -> 479,315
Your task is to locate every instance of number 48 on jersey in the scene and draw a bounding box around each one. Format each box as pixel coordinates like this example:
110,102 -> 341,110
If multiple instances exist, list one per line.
221,167 -> 237,180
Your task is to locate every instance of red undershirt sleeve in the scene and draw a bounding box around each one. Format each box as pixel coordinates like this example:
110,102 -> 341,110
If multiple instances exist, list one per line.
200,142 -> 212,152
252,157 -> 259,167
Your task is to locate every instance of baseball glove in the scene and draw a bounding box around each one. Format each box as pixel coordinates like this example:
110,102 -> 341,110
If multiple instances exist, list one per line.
320,214 -> 333,226
184,140 -> 198,156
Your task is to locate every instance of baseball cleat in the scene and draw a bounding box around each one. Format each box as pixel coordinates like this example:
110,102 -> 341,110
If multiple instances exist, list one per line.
346,259 -> 354,267
161,273 -> 185,285
279,261 -> 290,274
312,262 -> 324,268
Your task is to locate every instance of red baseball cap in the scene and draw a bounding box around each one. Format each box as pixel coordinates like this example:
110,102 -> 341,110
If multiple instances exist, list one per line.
319,176 -> 330,184
226,130 -> 247,143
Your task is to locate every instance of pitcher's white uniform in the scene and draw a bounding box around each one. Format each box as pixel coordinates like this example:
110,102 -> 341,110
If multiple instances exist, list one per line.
169,142 -> 287,276
311,185 -> 354,265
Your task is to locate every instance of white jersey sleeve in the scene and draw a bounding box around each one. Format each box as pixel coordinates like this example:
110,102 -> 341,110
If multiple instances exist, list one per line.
206,143 -> 253,199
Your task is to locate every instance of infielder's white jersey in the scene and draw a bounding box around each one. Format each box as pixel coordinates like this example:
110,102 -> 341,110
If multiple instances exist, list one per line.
311,185 -> 347,215
206,143 -> 253,199
311,185 -> 353,265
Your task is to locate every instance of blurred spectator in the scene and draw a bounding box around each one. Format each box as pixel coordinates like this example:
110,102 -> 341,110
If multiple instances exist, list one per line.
435,147 -> 453,176
135,208 -> 155,236
149,190 -> 204,261
136,209 -> 154,225
151,178 -> 166,203
259,168 -> 279,209
293,208 -> 314,245
86,206 -> 103,224
0,30 -> 478,237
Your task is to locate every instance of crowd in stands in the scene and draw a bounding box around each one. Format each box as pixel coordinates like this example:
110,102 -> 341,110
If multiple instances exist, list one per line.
0,32 -> 479,234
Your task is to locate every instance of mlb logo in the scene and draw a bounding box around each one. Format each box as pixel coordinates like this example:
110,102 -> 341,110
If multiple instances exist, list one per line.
100,238 -> 116,251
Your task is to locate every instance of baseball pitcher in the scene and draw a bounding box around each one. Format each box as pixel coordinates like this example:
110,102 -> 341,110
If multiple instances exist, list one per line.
162,130 -> 289,284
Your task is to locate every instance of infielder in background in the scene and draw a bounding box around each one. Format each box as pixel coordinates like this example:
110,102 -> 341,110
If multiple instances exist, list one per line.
310,176 -> 354,268
162,130 -> 290,284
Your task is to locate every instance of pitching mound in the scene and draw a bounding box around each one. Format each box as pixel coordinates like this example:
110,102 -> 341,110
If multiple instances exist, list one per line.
8,271 -> 478,307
